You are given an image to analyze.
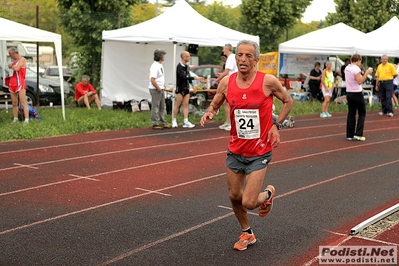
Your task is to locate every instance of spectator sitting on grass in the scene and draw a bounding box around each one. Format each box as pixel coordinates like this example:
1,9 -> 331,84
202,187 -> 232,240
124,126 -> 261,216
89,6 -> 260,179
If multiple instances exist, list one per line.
75,75 -> 101,110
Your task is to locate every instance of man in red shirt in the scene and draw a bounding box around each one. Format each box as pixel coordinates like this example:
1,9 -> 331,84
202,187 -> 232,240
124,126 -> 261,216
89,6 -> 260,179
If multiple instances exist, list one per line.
201,40 -> 293,251
75,75 -> 101,110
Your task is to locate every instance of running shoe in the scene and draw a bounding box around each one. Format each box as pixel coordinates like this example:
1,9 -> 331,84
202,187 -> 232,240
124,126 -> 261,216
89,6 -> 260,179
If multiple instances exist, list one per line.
182,121 -> 195,128
353,135 -> 366,141
258,185 -> 275,217
346,137 -> 353,141
219,122 -> 231,130
326,112 -> 332,117
320,112 -> 328,118
233,232 -> 256,251
288,115 -> 295,128
387,112 -> 394,117
172,121 -> 178,128
378,112 -> 385,116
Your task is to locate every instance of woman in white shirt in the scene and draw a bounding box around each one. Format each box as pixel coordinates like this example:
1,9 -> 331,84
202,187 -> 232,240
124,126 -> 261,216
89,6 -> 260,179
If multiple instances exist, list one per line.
344,54 -> 373,141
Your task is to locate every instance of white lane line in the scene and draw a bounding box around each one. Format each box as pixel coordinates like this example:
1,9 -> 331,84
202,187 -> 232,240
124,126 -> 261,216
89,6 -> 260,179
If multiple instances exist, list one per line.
1,158 -> 398,263
98,158 -> 399,265
68,174 -> 100,182
13,163 -> 39,169
97,212 -> 235,266
303,230 -> 399,266
218,205 -> 258,216
0,173 -> 225,236
302,235 -> 353,266
0,127 -> 220,156
2,137 -> 399,197
0,177 -> 83,197
135,188 -> 172,196
0,137 -> 227,172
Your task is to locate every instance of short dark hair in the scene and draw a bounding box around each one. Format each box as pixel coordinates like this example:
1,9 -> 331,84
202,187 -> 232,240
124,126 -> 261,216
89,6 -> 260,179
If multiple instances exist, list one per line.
394,58 -> 399,65
154,49 -> 166,61
220,52 -> 227,58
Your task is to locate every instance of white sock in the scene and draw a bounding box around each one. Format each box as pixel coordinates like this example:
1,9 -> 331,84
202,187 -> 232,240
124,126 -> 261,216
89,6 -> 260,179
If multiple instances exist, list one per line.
184,118 -> 188,123
172,118 -> 177,123
13,118 -> 18,122
24,118 -> 29,123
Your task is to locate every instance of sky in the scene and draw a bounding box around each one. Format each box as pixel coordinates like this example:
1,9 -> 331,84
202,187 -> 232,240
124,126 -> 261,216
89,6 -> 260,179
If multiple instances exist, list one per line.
205,0 -> 337,23
149,0 -> 337,23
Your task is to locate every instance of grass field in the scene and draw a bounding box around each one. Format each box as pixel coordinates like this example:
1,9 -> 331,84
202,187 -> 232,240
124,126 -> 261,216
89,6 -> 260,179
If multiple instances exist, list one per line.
0,97 -> 381,142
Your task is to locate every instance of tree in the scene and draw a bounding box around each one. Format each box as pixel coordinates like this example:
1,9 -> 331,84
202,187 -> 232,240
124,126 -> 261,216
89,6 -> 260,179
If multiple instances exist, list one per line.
131,3 -> 157,24
326,0 -> 399,32
192,2 -> 241,64
240,0 -> 312,53
57,0 -> 139,87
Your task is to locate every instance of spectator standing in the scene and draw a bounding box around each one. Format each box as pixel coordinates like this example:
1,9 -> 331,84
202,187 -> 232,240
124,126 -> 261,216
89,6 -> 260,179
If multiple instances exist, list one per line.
75,75 -> 101,110
344,54 -> 373,141
308,62 -> 322,101
201,40 -> 293,251
215,52 -> 227,78
375,54 -> 398,117
149,49 -> 171,130
7,47 -> 29,123
212,44 -> 238,131
392,58 -> 399,109
172,51 -> 203,128
320,61 -> 334,118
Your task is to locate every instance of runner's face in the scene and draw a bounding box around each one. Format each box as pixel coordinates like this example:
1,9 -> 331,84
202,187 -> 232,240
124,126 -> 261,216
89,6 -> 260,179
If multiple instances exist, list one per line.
236,44 -> 258,73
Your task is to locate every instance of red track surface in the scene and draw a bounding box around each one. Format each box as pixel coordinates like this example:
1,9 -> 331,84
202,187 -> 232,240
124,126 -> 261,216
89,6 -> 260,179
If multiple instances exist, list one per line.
0,110 -> 398,266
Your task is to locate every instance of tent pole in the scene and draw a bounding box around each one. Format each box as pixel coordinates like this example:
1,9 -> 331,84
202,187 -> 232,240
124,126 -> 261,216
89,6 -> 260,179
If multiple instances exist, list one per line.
172,42 -> 177,119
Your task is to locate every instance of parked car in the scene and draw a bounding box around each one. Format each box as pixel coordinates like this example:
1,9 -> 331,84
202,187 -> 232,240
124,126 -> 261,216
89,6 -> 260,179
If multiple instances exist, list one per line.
190,65 -> 222,79
1,66 -> 71,106
43,65 -> 76,83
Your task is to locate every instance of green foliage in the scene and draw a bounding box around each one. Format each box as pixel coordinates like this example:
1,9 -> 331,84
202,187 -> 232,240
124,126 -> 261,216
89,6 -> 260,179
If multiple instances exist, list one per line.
326,0 -> 399,32
56,0 -> 139,87
192,2 -> 241,64
240,0 -> 312,52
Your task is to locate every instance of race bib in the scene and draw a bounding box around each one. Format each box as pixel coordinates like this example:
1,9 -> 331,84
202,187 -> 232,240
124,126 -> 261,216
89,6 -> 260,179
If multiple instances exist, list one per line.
234,109 -> 260,139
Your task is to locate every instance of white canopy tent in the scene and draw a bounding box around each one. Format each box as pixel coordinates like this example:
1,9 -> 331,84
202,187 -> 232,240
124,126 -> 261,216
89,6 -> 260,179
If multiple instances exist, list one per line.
0,17 -> 65,120
101,0 -> 259,107
356,16 -> 399,57
279,23 -> 366,56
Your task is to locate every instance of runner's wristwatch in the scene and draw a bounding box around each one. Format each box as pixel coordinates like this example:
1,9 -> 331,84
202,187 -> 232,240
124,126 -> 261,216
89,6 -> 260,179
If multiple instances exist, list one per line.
273,122 -> 283,130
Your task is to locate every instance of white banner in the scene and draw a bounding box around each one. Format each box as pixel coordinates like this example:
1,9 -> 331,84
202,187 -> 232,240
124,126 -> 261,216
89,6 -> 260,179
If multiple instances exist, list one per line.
279,53 -> 328,75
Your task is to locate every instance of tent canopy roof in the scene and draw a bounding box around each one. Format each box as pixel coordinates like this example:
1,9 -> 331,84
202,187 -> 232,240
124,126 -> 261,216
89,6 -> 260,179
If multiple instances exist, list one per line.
279,23 -> 365,55
0,17 -> 61,43
102,0 -> 259,47
356,16 -> 399,57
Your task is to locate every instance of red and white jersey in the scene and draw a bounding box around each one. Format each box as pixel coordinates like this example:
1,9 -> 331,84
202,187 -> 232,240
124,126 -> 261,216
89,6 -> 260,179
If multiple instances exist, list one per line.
9,59 -> 26,92
227,71 -> 274,157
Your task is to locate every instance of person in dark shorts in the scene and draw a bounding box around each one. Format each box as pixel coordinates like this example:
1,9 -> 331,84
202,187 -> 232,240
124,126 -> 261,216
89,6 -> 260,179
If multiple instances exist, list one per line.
172,51 -> 203,128
200,40 -> 293,251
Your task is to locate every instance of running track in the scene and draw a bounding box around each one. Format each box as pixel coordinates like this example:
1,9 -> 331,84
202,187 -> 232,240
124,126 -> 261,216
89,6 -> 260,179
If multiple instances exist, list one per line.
0,110 -> 398,266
